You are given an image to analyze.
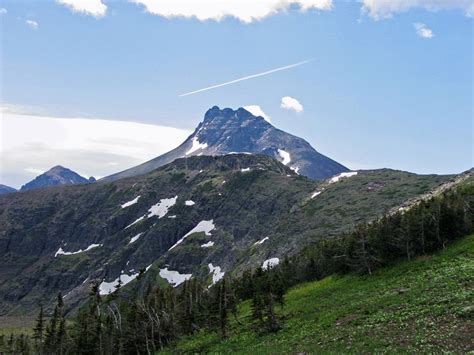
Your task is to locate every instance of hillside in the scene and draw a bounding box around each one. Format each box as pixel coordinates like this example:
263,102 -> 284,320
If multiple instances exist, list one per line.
169,234 -> 474,353
0,154 -> 455,315
20,166 -> 92,191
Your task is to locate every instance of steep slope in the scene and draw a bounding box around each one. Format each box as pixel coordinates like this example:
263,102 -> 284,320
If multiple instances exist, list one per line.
0,185 -> 16,195
0,155 -> 453,315
102,106 -> 348,182
171,235 -> 474,353
20,166 -> 93,191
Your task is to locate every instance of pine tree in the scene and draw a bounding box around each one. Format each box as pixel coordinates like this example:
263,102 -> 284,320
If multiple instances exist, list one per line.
33,305 -> 45,354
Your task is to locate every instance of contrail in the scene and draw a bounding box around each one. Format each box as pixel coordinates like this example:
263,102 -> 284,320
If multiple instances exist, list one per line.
179,59 -> 312,97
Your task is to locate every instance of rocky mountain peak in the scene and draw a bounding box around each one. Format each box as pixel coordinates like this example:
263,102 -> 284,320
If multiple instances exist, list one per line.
20,165 -> 92,191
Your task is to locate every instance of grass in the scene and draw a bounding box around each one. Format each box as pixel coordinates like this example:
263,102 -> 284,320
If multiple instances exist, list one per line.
167,234 -> 474,353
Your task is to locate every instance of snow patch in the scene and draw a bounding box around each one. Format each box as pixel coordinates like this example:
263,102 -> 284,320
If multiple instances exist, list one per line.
121,196 -> 140,208
186,137 -> 208,155
262,257 -> 280,270
208,263 -> 225,285
185,200 -> 195,206
147,196 -> 178,218
159,267 -> 192,287
55,243 -> 102,257
329,172 -> 358,184
129,233 -> 143,245
241,168 -> 251,172
311,191 -> 322,199
254,237 -> 269,246
99,265 -> 152,296
125,196 -> 177,229
290,166 -> 300,174
277,149 -> 291,165
169,220 -> 215,251
201,241 -> 214,248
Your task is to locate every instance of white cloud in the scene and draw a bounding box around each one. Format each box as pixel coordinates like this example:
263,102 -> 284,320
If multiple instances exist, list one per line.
0,8 -> 7,15
0,106 -> 191,188
130,0 -> 332,23
281,96 -> 303,113
56,0 -> 107,17
414,23 -> 434,38
25,20 -> 38,29
243,105 -> 271,123
361,0 -> 474,20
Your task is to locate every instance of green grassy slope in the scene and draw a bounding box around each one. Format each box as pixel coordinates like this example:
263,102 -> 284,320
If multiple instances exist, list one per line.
169,235 -> 474,353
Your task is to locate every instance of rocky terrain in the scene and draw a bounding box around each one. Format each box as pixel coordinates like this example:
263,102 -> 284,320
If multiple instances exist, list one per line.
102,106 -> 348,182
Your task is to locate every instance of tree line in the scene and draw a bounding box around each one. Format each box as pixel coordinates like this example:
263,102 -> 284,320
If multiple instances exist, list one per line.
1,180 -> 472,354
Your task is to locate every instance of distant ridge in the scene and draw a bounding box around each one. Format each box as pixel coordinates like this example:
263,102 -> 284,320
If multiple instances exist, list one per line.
20,166 -> 93,191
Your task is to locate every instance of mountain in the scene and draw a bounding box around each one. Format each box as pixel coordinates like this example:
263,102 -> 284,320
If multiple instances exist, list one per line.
0,184 -> 16,195
102,106 -> 348,182
20,166 -> 92,191
0,154 -> 457,315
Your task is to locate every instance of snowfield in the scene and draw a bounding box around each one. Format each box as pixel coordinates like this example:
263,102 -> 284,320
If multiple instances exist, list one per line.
169,220 -> 215,251
128,233 -> 143,245
159,267 -> 192,287
99,264 -> 152,295
55,243 -> 102,257
121,196 -> 140,208
262,257 -> 280,270
201,241 -> 215,248
208,263 -> 225,285
277,149 -> 291,165
254,237 -> 269,246
186,137 -> 208,155
125,196 -> 177,229
329,171 -> 358,184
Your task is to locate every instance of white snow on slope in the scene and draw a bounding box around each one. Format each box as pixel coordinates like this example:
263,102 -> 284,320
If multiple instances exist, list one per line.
329,172 -> 358,184
262,257 -> 280,270
277,149 -> 291,165
99,264 -> 152,295
121,195 -> 140,208
201,241 -> 214,248
290,166 -> 300,174
208,263 -> 225,285
186,137 -> 208,155
311,191 -> 322,199
129,233 -> 143,245
169,220 -> 215,251
185,200 -> 195,206
126,196 -> 177,229
147,196 -> 178,218
241,168 -> 251,172
159,267 -> 192,287
55,243 -> 102,257
254,237 -> 269,246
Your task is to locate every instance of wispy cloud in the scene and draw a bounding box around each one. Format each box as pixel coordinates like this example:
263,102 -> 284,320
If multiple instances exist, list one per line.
0,8 -> 7,15
414,23 -> 434,39
25,20 -> 39,29
179,60 -> 312,97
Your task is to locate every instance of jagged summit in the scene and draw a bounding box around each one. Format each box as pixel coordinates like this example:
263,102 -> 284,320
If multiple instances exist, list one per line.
20,165 -> 92,191
102,106 -> 348,182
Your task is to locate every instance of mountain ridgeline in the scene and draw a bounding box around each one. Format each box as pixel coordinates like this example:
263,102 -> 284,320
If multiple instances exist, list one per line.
0,153 -> 461,315
20,166 -> 94,192
102,106 -> 348,182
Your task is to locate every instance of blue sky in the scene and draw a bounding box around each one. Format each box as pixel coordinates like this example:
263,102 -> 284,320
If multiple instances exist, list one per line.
0,0 -> 472,187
